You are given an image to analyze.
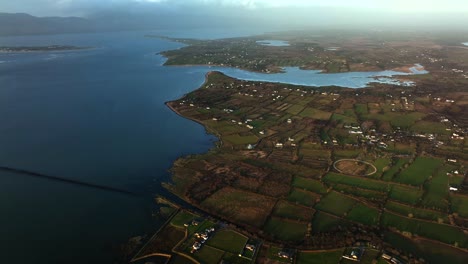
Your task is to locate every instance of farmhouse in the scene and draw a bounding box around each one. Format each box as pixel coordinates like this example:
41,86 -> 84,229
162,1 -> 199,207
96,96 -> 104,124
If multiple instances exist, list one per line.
278,249 -> 293,259
342,247 -> 363,262
245,244 -> 255,251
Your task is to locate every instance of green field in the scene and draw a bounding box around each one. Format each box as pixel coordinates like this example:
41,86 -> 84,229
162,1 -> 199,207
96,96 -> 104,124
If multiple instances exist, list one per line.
170,210 -> 196,228
346,203 -> 380,226
299,107 -> 332,120
381,212 -> 468,248
331,183 -> 385,201
288,188 -> 320,207
315,191 -> 356,216
391,112 -> 426,128
169,255 -> 198,264
323,172 -> 390,192
333,149 -> 361,159
264,217 -> 308,241
449,174 -> 465,187
451,194 -> 468,218
273,200 -> 315,221
395,157 -> 443,186
384,231 -> 468,264
373,158 -> 391,177
421,167 -> 449,211
382,158 -> 409,181
411,121 -> 450,135
193,245 -> 225,263
224,133 -> 259,145
363,112 -> 425,128
136,225 -> 185,257
211,121 -> 249,134
331,113 -> 357,124
312,211 -> 351,233
389,185 -> 423,205
286,104 -> 306,115
207,229 -> 248,254
292,176 -> 328,194
222,252 -> 252,264
354,103 -> 368,115
385,201 -> 447,223
296,249 -> 344,264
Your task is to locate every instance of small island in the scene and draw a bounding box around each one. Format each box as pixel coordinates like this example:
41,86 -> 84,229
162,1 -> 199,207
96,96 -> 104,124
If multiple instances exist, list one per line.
0,45 -> 91,53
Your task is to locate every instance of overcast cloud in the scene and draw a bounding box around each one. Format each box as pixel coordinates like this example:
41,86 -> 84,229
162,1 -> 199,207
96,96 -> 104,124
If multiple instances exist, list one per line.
1,0 -> 468,16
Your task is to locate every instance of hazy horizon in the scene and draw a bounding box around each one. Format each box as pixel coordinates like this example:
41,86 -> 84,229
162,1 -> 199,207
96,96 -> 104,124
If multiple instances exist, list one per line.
2,0 -> 468,32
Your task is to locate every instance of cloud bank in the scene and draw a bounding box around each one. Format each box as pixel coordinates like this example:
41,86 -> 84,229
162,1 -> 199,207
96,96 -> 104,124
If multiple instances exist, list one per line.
2,0 -> 468,16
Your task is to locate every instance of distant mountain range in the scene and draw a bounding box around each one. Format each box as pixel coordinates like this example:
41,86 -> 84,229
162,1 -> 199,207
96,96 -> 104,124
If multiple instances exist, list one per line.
0,12 -> 260,36
0,13 -> 98,36
2,9 -> 468,37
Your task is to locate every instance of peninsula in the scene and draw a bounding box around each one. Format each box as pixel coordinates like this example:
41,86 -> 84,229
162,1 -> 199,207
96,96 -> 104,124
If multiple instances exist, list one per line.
134,30 -> 468,264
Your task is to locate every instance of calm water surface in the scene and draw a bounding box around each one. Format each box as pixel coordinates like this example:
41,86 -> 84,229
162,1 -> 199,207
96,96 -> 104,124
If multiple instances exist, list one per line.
0,30 -> 424,264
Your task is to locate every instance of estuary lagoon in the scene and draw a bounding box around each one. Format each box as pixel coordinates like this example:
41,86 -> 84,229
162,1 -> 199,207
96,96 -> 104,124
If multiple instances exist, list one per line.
218,65 -> 426,88
256,39 -> 290,46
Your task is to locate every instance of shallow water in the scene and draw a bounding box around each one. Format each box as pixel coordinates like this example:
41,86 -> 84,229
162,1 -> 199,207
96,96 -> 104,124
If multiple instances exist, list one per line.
256,39 -> 290,46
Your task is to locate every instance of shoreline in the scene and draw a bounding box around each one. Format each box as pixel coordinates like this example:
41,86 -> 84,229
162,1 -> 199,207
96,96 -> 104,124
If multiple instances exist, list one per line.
157,36 -> 428,77
164,72 -> 223,148
161,60 -> 284,74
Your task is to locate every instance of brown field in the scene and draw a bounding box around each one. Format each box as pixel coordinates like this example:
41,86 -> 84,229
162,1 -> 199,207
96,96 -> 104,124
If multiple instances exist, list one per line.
201,187 -> 277,227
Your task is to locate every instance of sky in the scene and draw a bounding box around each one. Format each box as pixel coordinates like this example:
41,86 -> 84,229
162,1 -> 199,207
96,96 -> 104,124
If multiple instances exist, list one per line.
2,0 -> 468,31
2,0 -> 468,17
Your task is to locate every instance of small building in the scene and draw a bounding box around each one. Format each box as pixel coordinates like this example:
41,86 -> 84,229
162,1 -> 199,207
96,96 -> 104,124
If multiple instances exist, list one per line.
382,253 -> 392,260
278,251 -> 292,259
245,244 -> 255,251
342,247 -> 364,262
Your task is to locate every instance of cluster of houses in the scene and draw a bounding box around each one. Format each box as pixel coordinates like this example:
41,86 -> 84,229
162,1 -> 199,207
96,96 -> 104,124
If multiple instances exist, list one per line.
381,253 -> 406,264
183,219 -> 200,227
191,227 -> 216,253
277,248 -> 294,260
433,97 -> 456,104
